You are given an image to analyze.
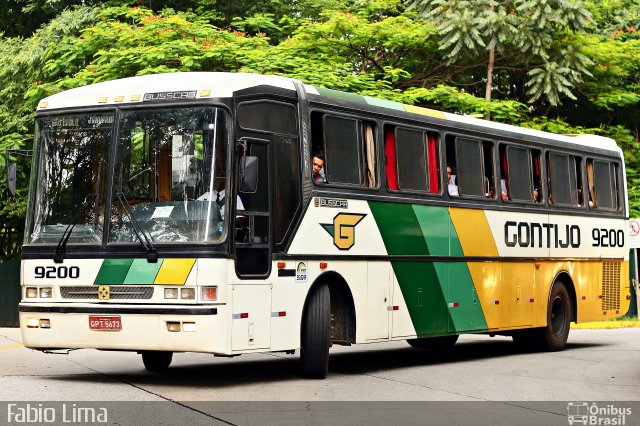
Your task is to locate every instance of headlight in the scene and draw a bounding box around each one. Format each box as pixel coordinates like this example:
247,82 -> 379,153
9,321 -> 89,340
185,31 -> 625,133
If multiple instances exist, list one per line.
26,287 -> 38,298
39,287 -> 52,298
164,288 -> 178,299
180,288 -> 195,300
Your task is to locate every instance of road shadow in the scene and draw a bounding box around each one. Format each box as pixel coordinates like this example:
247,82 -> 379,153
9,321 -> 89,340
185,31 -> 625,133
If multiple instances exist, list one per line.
44,338 -> 607,388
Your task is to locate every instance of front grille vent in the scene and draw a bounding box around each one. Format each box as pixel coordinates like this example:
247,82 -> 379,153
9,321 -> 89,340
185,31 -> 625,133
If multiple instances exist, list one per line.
60,286 -> 154,300
601,262 -> 621,311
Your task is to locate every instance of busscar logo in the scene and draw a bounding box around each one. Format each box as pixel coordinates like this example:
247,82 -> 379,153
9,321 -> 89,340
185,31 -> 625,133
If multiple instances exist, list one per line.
98,286 -> 110,301
320,213 -> 366,250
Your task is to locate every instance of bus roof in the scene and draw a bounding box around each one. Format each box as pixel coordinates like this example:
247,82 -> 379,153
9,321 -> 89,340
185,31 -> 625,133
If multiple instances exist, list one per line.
37,71 -> 621,155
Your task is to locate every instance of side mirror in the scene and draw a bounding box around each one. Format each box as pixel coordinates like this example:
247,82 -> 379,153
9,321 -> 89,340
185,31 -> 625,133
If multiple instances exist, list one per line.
7,163 -> 16,197
239,156 -> 258,193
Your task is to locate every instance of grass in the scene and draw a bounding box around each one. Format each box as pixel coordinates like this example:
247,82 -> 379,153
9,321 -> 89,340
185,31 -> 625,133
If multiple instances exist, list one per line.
572,315 -> 640,329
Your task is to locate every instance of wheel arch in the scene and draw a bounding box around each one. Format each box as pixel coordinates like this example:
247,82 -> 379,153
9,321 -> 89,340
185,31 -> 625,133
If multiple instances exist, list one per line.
301,271 -> 356,345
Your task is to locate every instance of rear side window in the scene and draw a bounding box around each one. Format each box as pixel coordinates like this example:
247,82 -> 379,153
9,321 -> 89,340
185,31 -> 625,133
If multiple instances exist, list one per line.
589,159 -> 619,210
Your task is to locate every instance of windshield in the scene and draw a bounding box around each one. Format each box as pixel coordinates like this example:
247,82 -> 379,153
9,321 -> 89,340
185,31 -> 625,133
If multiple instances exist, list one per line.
109,106 -> 229,244
26,113 -> 112,244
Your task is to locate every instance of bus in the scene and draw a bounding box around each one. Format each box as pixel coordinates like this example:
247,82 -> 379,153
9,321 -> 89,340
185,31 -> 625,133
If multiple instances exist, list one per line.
19,72 -> 631,379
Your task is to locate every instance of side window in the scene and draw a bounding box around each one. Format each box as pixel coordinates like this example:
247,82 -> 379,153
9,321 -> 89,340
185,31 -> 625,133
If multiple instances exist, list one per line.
386,126 -> 439,194
589,159 -> 619,210
503,145 -> 533,202
396,128 -> 428,192
311,112 -> 376,187
547,152 -> 579,206
446,136 -> 493,198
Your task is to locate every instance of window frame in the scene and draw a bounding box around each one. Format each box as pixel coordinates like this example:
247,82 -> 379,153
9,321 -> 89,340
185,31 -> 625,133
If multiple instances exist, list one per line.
311,109 -> 379,190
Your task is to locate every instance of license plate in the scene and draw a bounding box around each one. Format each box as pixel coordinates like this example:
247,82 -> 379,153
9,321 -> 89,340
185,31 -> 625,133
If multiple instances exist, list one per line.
89,316 -> 121,331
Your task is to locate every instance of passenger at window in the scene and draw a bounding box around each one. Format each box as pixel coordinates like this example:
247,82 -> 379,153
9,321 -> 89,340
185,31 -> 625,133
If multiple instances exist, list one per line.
447,166 -> 459,196
533,187 -> 540,203
312,151 -> 326,184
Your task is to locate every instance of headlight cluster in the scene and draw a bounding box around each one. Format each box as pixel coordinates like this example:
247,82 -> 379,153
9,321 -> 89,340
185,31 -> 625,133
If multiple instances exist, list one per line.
163,286 -> 217,301
25,287 -> 52,298
164,287 -> 196,300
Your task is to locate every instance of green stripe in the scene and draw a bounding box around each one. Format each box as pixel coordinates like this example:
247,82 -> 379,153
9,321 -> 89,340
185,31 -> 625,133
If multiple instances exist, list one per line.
369,201 -> 449,336
315,87 -> 368,105
94,259 -> 134,285
123,258 -> 164,284
363,96 -> 405,111
369,201 -> 488,334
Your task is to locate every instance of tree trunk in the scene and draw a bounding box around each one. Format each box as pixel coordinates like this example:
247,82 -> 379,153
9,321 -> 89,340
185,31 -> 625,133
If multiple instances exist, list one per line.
485,46 -> 495,120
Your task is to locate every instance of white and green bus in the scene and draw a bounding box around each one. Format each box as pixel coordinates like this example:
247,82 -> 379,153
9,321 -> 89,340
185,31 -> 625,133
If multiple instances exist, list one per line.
20,72 -> 630,379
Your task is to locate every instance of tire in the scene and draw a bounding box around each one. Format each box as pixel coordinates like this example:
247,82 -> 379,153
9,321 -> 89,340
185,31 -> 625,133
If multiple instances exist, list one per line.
300,283 -> 330,379
141,351 -> 173,372
407,335 -> 459,349
539,281 -> 571,351
514,281 -> 571,351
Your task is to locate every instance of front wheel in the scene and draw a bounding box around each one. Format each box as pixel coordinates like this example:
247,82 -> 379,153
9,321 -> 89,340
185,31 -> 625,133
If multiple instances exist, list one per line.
300,283 -> 330,379
141,351 -> 173,372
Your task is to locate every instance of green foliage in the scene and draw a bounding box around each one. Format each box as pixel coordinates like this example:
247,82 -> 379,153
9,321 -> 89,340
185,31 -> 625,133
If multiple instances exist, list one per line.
2,0 -> 640,248
409,0 -> 594,106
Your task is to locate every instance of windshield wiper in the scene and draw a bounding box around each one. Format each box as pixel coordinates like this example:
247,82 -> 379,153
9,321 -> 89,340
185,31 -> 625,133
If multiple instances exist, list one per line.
54,194 -> 95,264
116,192 -> 158,263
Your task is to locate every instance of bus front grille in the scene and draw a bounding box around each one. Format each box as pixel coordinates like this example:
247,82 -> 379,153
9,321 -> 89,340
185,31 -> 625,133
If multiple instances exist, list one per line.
601,262 -> 621,311
60,286 -> 154,300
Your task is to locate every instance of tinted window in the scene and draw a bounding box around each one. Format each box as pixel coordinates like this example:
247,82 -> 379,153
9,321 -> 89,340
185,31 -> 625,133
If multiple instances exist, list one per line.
237,101 -> 297,136
594,160 -> 617,209
396,128 -> 428,192
274,135 -> 300,245
455,138 -> 484,197
324,116 -> 362,185
548,153 -> 574,205
506,146 -> 532,202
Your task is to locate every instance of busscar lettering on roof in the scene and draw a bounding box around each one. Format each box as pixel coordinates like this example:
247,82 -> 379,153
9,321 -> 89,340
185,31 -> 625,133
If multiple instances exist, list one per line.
143,91 -> 197,102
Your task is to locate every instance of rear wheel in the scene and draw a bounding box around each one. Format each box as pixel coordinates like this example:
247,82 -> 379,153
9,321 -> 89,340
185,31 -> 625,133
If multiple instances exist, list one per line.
300,283 -> 330,379
141,351 -> 173,372
539,281 -> 571,350
513,281 -> 571,351
407,335 -> 459,349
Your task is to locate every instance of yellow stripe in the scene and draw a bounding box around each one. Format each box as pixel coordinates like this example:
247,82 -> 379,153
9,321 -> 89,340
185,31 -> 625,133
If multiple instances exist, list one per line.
449,207 -> 501,329
403,105 -> 446,119
449,208 -> 498,256
0,343 -> 24,350
154,258 -> 196,285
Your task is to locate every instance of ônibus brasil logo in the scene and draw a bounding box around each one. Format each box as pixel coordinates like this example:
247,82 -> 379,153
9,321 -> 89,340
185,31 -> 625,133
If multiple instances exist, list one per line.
567,402 -> 632,425
320,213 -> 366,250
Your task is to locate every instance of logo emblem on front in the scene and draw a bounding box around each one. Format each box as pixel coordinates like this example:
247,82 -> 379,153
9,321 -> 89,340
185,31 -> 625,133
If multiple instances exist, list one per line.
320,213 -> 366,250
98,286 -> 110,300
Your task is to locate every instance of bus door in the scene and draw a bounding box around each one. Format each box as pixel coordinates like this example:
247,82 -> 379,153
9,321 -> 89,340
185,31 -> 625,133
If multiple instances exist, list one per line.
230,138 -> 273,351
234,138 -> 272,278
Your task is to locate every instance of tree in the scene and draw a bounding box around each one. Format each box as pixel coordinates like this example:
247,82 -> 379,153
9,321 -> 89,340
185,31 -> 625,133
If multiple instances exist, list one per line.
409,0 -> 593,108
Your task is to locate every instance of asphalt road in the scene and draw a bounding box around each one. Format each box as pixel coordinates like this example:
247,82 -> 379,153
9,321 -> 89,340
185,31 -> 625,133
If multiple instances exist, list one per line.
0,327 -> 638,425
